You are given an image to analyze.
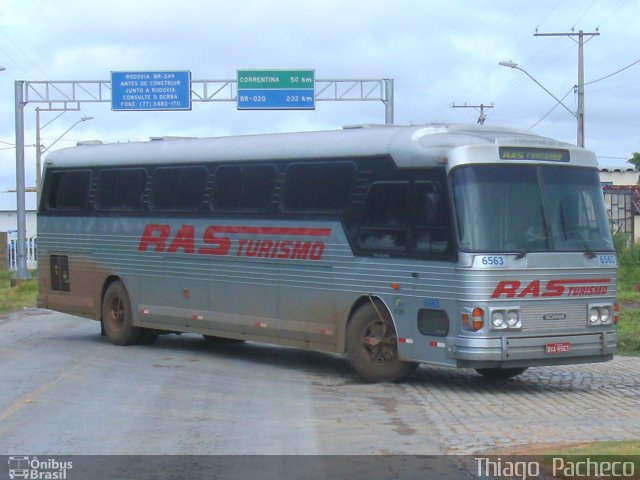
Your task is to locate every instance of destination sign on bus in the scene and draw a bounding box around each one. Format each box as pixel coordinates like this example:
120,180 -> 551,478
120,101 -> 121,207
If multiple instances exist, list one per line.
499,147 -> 570,162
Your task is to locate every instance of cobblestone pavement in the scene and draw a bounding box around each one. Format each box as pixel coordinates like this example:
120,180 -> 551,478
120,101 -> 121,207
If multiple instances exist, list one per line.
400,356 -> 640,454
1,309 -> 638,459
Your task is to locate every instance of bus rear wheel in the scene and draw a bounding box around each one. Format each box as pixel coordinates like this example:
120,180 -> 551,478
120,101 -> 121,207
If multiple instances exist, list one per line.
102,281 -> 143,346
346,303 -> 418,383
475,367 -> 528,379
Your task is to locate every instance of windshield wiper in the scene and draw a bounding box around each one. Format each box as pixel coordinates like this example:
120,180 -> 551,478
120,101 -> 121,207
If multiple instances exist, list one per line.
578,237 -> 597,259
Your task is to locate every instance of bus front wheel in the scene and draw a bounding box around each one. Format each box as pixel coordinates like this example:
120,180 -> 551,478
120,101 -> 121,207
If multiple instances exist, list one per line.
346,303 -> 418,383
102,281 -> 143,346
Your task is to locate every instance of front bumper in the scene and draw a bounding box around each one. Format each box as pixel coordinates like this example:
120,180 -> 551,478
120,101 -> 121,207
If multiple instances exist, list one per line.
451,331 -> 616,369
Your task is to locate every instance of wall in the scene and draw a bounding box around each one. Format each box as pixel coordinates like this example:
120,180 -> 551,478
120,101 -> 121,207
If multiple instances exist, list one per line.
0,210 -> 37,238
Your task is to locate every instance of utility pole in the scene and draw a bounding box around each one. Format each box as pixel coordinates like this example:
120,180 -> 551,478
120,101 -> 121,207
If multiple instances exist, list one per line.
534,29 -> 599,147
451,103 -> 494,125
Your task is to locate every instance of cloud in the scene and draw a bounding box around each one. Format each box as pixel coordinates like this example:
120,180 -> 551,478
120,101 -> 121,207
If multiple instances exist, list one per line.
0,0 -> 639,201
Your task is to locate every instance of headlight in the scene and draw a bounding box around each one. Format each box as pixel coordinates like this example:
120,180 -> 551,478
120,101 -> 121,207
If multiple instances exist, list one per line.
589,307 -> 600,324
489,308 -> 521,331
600,307 -> 611,324
491,311 -> 505,328
506,310 -> 519,327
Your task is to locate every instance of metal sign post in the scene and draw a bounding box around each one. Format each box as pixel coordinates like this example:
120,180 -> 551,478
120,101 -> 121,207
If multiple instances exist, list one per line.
14,81 -> 30,280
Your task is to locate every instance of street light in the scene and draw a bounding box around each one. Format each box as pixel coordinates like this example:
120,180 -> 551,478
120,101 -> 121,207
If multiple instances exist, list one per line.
499,61 -> 583,147
35,114 -> 93,194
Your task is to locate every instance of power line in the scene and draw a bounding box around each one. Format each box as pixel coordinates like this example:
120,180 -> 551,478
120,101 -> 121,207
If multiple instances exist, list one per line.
588,83 -> 640,94
527,86 -> 574,130
456,2 -> 569,105
536,0 -> 564,30
598,0 -> 633,28
573,0 -> 598,28
0,26 -> 49,80
586,58 -> 640,85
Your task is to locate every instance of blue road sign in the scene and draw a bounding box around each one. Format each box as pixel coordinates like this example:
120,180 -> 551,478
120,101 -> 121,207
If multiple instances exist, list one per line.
111,71 -> 192,111
237,89 -> 315,110
237,70 -> 315,110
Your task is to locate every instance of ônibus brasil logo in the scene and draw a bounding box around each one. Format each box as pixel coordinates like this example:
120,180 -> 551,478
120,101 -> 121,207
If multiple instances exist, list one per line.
8,456 -> 72,480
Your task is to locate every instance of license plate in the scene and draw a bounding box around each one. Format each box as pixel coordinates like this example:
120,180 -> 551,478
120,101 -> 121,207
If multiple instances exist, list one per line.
545,342 -> 571,354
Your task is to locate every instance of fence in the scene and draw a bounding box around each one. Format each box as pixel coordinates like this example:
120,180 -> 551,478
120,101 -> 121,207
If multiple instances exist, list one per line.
603,187 -> 638,241
6,232 -> 37,271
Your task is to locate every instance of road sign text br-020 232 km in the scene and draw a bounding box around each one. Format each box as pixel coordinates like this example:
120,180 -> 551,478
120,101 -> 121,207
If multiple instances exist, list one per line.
237,69 -> 315,110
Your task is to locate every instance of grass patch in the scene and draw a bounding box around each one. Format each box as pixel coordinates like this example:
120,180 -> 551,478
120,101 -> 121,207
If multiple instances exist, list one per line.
547,440 -> 640,456
486,441 -> 640,478
616,238 -> 640,296
0,271 -> 38,314
537,441 -> 640,479
617,310 -> 640,355
616,239 -> 640,356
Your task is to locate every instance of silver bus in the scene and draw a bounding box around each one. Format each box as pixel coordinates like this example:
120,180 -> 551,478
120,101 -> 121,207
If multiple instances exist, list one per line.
37,124 -> 618,382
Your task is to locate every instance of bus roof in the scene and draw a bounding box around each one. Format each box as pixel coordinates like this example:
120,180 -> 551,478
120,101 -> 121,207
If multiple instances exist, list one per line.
44,124 -> 598,169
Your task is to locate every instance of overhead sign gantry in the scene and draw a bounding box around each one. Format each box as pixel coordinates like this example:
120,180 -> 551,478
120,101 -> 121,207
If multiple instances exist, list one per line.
13,72 -> 395,279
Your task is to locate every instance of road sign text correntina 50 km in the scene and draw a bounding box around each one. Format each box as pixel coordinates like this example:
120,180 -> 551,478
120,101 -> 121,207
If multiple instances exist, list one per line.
111,71 -> 192,111
237,70 -> 315,110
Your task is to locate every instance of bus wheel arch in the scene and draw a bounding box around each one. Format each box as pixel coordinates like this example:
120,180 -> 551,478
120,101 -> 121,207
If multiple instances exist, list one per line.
345,296 -> 418,382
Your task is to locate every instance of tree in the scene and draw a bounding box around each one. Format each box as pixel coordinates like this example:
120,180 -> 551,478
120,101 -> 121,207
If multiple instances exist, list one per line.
628,152 -> 640,170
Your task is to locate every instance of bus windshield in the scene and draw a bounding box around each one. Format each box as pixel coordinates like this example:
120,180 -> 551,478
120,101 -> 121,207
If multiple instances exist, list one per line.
452,164 -> 614,254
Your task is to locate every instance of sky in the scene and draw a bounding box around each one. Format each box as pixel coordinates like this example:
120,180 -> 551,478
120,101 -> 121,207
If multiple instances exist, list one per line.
0,0 -> 639,210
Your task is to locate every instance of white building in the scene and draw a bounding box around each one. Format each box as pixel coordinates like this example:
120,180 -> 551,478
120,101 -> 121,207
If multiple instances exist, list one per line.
0,209 -> 37,238
599,166 -> 639,186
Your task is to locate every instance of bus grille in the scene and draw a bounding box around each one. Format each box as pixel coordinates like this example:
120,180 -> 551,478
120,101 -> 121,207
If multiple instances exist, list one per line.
520,303 -> 587,331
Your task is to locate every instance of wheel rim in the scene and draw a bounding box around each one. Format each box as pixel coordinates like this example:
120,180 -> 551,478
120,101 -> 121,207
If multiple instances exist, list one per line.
107,296 -> 125,331
361,317 -> 398,364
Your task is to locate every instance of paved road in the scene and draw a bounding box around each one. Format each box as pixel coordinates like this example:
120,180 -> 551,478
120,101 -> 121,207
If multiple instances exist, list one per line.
1,309 -> 639,461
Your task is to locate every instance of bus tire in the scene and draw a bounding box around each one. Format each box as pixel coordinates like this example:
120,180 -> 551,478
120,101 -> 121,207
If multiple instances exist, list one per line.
475,367 -> 528,379
102,281 -> 143,346
346,303 -> 418,383
203,335 -> 245,345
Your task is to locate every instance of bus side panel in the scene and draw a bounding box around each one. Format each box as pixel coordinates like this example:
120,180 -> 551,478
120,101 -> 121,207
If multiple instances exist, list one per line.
37,217 -> 112,321
38,254 -> 110,321
207,258 -> 280,340
278,262 -> 335,348
330,255 -> 460,364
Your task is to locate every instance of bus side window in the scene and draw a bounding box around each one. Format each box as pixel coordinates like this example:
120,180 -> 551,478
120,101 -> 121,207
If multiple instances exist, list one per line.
357,182 -> 410,252
150,166 -> 207,211
413,181 -> 451,254
282,162 -> 356,211
212,164 -> 276,211
95,169 -> 146,211
46,170 -> 92,211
